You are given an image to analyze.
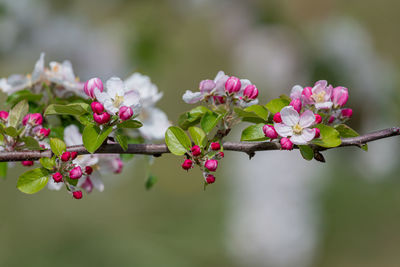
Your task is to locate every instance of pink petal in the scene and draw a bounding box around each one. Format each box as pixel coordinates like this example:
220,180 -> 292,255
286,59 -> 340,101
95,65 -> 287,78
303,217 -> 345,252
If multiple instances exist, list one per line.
280,106 -> 299,126
290,85 -> 303,99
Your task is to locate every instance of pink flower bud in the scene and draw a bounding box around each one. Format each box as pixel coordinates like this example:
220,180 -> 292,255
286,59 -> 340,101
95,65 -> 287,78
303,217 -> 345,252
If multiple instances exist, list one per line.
69,166 -> 83,179
302,86 -> 313,103
290,98 -> 302,113
61,151 -> 71,162
22,113 -> 43,126
205,174 -> 216,184
204,159 -> 218,172
93,112 -> 111,124
52,172 -> 63,183
314,128 -> 321,138
332,86 -> 348,107
213,96 -> 225,104
85,166 -> 93,175
21,160 -> 34,166
191,145 -> 201,156
210,142 -> 221,151
72,190 -> 83,199
84,77 -> 103,99
328,116 -> 335,124
70,151 -> 78,160
314,114 -> 322,124
91,101 -> 104,114
0,111 -> 9,121
119,106 -> 133,121
273,112 -> 282,123
243,85 -> 258,100
263,125 -> 278,139
280,137 -> 293,150
199,79 -> 216,93
113,158 -> 123,174
341,108 -> 353,118
39,128 -> 51,137
225,76 -> 241,94
181,159 -> 193,170
215,151 -> 224,160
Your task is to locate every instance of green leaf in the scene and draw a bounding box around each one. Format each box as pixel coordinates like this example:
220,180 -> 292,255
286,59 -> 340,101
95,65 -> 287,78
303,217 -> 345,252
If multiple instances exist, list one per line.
8,100 -> 29,127
243,105 -> 269,120
39,157 -> 56,170
0,162 -> 7,179
312,124 -> 342,148
188,106 -> 210,121
23,136 -> 42,150
165,126 -> 192,155
50,138 -> 66,156
188,126 -> 206,147
4,126 -> 18,137
82,125 -> 113,153
201,112 -> 222,134
77,114 -> 95,126
299,145 -> 313,161
17,168 -> 49,194
145,174 -> 158,190
44,103 -> 90,116
178,106 -> 210,130
115,134 -> 128,151
117,120 -> 143,129
241,124 -> 267,141
6,90 -> 43,106
265,98 -> 290,114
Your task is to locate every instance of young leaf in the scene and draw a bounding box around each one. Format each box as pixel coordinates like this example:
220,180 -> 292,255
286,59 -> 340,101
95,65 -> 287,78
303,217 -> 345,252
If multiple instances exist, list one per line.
178,106 -> 210,130
117,120 -> 143,129
188,126 -> 206,147
243,105 -> 269,120
0,162 -> 7,179
265,98 -> 290,114
6,90 -> 42,106
299,145 -> 313,161
8,100 -> 29,127
188,106 -> 210,121
39,157 -> 56,170
241,124 -> 267,141
201,112 -> 222,134
115,134 -> 128,151
145,174 -> 158,190
50,138 -> 66,156
17,168 -> 49,194
4,126 -> 18,137
312,124 -> 342,148
165,126 -> 191,155
44,103 -> 90,116
23,136 -> 42,150
82,125 -> 113,153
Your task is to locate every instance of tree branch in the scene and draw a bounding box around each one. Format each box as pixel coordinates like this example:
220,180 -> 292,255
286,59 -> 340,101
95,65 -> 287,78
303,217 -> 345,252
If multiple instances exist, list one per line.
0,127 -> 398,162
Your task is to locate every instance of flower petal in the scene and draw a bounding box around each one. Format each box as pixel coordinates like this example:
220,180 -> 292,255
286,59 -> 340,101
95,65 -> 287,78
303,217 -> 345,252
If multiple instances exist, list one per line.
280,106 -> 299,126
290,85 -> 303,99
64,125 -> 83,146
182,90 -> 203,104
123,90 -> 141,108
299,110 -> 315,128
106,77 -> 125,98
302,128 -> 316,142
315,102 -> 333,110
274,123 -> 293,137
290,134 -> 308,145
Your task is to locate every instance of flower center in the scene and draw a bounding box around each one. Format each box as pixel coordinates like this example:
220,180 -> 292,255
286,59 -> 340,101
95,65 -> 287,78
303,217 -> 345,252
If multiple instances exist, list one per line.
293,123 -> 303,135
113,95 -> 124,107
312,91 -> 326,103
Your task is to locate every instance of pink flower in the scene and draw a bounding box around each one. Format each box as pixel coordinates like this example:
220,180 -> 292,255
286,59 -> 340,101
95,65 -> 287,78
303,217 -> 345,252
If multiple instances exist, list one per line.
341,108 -> 353,118
331,86 -> 348,108
314,128 -> 321,138
72,190 -> 83,199
21,160 -> 34,166
181,159 -> 193,170
273,112 -> 282,123
119,106 -> 133,121
310,80 -> 333,109
243,84 -> 258,99
69,166 -> 83,179
274,106 -> 316,145
314,114 -> 322,124
191,145 -> 201,156
39,128 -> 51,137
22,113 -> 43,126
225,76 -> 241,94
280,137 -> 293,150
84,77 -> 103,99
93,112 -> 111,124
301,87 -> 313,104
263,125 -> 278,139
0,111 -> 9,121
112,157 -> 123,174
210,142 -> 221,151
290,98 -> 302,113
204,159 -> 218,172
52,172 -> 63,183
205,174 -> 216,184
61,151 -> 71,162
199,79 -> 216,93
91,101 -> 104,114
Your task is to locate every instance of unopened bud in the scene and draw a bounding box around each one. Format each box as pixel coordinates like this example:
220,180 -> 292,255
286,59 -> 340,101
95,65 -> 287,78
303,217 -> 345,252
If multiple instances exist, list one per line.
210,142 -> 221,151
84,77 -> 103,99
91,101 -> 104,114
243,85 -> 258,100
191,145 -> 201,156
72,190 -> 83,199
290,98 -> 302,113
205,174 -> 216,184
225,76 -> 241,94
70,151 -> 78,160
93,112 -> 111,124
273,112 -> 282,123
332,86 -> 349,107
341,108 -> 353,118
204,159 -> 218,172
0,111 -> 9,121
263,124 -> 278,139
181,159 -> 193,170
314,114 -> 322,124
22,113 -> 43,126
314,128 -> 321,138
39,128 -> 51,137
61,151 -> 71,162
119,106 -> 133,121
69,166 -> 83,179
280,137 -> 293,150
21,160 -> 34,166
85,166 -> 93,175
52,172 -> 63,183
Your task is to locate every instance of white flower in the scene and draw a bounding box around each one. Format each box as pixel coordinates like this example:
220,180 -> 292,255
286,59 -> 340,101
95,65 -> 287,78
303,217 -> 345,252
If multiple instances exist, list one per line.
138,107 -> 170,140
95,77 -> 141,115
274,106 -> 316,145
124,73 -> 163,108
182,90 -> 204,104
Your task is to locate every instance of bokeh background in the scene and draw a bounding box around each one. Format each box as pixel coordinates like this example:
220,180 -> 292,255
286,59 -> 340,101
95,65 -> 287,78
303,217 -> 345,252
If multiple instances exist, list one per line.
0,0 -> 399,266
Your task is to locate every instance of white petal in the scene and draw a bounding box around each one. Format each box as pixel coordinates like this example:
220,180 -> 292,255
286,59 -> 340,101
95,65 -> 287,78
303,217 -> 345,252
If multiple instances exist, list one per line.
299,110 -> 315,128
106,77 -> 125,98
123,90 -> 141,108
31,52 -> 45,82
290,85 -> 303,99
47,179 -> 63,191
182,90 -> 203,104
315,102 -> 333,110
280,106 -> 299,126
301,128 -> 316,142
239,79 -> 252,92
90,174 -> 105,192
274,123 -> 293,137
95,89 -> 111,104
61,60 -> 76,82
290,134 -> 308,145
139,107 -> 170,140
64,125 -> 83,146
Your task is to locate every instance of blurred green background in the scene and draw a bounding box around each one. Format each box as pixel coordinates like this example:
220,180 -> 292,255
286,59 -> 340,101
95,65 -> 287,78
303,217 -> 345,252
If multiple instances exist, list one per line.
0,0 -> 399,266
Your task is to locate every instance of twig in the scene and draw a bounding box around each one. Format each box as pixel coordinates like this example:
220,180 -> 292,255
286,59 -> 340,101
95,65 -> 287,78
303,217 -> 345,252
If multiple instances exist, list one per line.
0,127 -> 398,162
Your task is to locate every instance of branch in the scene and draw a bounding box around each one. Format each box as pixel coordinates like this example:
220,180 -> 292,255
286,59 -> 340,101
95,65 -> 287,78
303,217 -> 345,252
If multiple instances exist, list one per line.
0,127 -> 398,162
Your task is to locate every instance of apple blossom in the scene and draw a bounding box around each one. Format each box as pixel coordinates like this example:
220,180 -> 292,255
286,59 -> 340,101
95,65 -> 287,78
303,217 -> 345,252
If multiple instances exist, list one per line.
331,86 -> 349,108
314,114 -> 322,124
124,72 -> 163,107
243,84 -> 258,99
280,137 -> 294,150
205,174 -> 216,184
341,108 -> 353,118
52,172 -> 63,183
263,124 -> 278,139
91,102 -> 104,114
273,112 -> 282,123
225,76 -> 241,94
310,80 -> 333,109
93,112 -> 111,124
84,77 -> 103,99
72,191 -> 83,199
119,106 -> 133,121
210,142 -> 221,151
191,145 -> 201,156
290,98 -> 302,113
61,151 -> 71,162
0,111 -> 9,121
69,166 -> 83,179
22,113 -> 43,126
199,80 -> 216,93
274,106 -> 316,145
182,159 -> 193,170
205,159 -> 218,172
38,128 -> 51,137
